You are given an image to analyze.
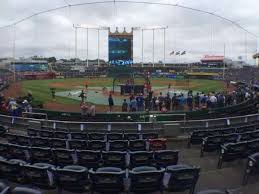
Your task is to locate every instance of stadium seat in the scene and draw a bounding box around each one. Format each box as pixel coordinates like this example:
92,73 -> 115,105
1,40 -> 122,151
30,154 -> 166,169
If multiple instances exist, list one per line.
88,132 -> 106,141
0,143 -> 10,158
50,138 -> 67,149
53,148 -> 75,167
128,166 -> 164,194
129,151 -> 154,168
108,140 -> 128,151
5,133 -> 17,144
102,151 -> 127,168
107,132 -> 124,141
88,140 -> 106,151
12,187 -> 43,194
196,190 -> 232,194
89,167 -> 125,194
0,125 -> 7,137
27,128 -> 38,136
164,164 -> 200,194
31,137 -> 49,148
0,158 -> 26,183
128,139 -> 146,151
68,139 -> 87,150
154,150 -> 179,167
54,131 -> 69,139
16,135 -> 31,146
76,150 -> 102,169
30,147 -> 54,164
8,144 -> 30,161
243,152 -> 259,185
0,182 -> 10,194
70,132 -> 88,140
218,141 -> 248,168
56,165 -> 90,193
188,130 -> 208,147
124,132 -> 140,140
23,163 -> 56,189
247,139 -> 259,155
39,130 -> 54,138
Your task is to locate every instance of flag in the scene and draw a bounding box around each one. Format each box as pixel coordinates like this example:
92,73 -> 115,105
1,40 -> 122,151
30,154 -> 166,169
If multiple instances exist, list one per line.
181,51 -> 186,55
175,51 -> 180,55
170,51 -> 174,55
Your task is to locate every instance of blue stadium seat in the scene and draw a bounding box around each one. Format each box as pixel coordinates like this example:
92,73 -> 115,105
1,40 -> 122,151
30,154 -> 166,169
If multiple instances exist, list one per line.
124,132 -> 140,140
70,132 -> 88,140
88,132 -> 106,141
89,167 -> 125,194
53,148 -> 75,167
0,143 -> 10,158
76,150 -> 102,169
107,132 -> 124,141
16,135 -> 31,146
102,151 -> 127,169
8,144 -> 30,161
27,128 -> 38,137
5,133 -> 17,144
39,130 -> 54,138
56,165 -> 90,193
142,132 -> 159,140
164,164 -> 200,194
128,139 -> 146,151
88,140 -> 106,151
30,137 -> 49,148
50,138 -> 67,149
68,139 -> 87,150
129,151 -> 154,168
0,158 -> 26,183
129,166 -> 164,194
108,140 -> 128,151
30,147 -> 54,164
23,163 -> 56,190
154,150 -> 179,167
54,131 -> 69,139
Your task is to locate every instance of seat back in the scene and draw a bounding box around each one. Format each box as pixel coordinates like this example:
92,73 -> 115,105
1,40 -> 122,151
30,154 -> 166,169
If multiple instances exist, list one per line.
68,140 -> 87,150
23,163 -> 56,189
109,140 -> 128,151
102,151 -> 126,168
88,140 -> 106,151
56,165 -> 89,192
53,149 -> 75,167
50,138 -> 67,149
30,147 -> 54,164
129,151 -> 154,168
154,150 -> 179,167
31,137 -> 49,148
129,140 -> 146,151
76,150 -> 102,169
70,132 -> 87,140
0,159 -> 25,183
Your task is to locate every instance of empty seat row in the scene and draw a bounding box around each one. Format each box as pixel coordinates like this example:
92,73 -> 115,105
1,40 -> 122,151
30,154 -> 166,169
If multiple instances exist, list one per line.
27,128 -> 159,141
0,142 -> 178,168
0,158 -> 200,194
200,130 -> 259,157
217,138 -> 259,168
188,125 -> 259,147
5,133 -> 167,151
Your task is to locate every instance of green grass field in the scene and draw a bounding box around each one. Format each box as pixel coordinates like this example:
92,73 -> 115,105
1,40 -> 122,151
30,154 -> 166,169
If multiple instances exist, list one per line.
21,78 -> 225,105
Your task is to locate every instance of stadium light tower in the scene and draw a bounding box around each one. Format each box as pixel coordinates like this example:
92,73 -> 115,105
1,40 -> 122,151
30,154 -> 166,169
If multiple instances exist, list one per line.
133,26 -> 168,68
73,24 -> 109,67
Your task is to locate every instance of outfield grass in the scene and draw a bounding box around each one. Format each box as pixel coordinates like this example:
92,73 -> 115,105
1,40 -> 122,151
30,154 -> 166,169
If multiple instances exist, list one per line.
21,78 -> 224,105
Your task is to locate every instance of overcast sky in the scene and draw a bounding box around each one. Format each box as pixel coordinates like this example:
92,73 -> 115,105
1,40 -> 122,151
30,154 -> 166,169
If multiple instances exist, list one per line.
0,0 -> 258,64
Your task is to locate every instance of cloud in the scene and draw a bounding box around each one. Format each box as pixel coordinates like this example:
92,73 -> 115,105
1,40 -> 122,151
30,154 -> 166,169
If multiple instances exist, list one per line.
0,0 -> 257,64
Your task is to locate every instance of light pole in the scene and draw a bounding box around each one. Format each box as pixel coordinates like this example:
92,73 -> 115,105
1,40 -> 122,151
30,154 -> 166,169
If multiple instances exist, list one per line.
73,24 -> 109,67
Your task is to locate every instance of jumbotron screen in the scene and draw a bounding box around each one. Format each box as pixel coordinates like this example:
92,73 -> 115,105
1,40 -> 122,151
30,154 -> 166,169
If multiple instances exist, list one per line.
109,35 -> 133,66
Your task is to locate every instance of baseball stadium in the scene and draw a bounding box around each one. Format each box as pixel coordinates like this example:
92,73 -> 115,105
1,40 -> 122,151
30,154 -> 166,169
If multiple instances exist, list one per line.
0,1 -> 258,194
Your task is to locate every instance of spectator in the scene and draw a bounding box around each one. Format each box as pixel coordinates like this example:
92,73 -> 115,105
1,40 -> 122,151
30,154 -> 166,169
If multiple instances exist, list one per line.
194,93 -> 200,109
187,94 -> 193,111
136,93 -> 144,111
108,94 -> 114,112
122,99 -> 128,112
130,97 -> 137,112
172,93 -> 177,110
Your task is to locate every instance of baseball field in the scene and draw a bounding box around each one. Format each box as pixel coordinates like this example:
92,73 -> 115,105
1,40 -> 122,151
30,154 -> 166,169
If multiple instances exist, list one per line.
4,77 -> 226,112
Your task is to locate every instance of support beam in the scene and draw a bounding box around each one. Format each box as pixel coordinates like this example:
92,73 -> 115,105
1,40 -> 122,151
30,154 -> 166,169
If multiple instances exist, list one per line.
152,28 -> 155,68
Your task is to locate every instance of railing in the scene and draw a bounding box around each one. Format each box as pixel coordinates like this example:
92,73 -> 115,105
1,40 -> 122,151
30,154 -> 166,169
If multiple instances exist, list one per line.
0,112 -> 258,132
